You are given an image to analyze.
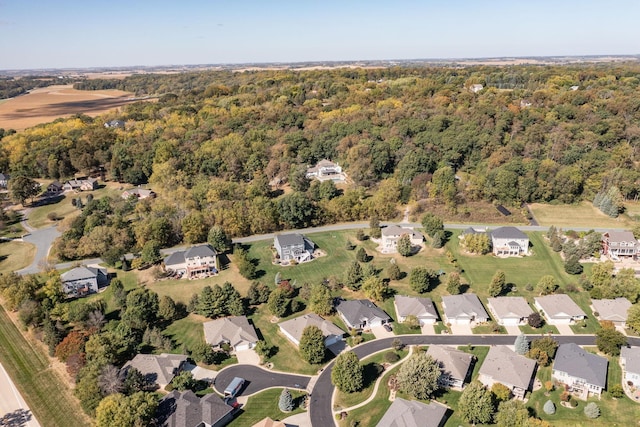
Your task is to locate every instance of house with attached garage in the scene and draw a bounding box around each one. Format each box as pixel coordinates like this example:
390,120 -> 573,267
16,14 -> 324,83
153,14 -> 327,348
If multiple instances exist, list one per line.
394,295 -> 438,325
336,299 -> 391,330
121,187 -> 156,200
478,346 -> 537,399
534,294 -> 586,325
591,297 -> 632,328
376,398 -> 448,427
552,343 -> 608,399
601,230 -> 639,259
122,353 -> 188,390
61,265 -> 108,298
426,345 -> 474,389
486,296 -> 533,326
278,313 -> 344,348
273,233 -> 315,263
46,181 -> 63,194
441,294 -> 489,325
163,244 -> 217,279
156,390 -> 234,427
305,159 -> 345,182
62,177 -> 98,191
380,225 -> 424,253
490,226 -> 529,256
203,316 -> 259,352
620,346 -> 640,389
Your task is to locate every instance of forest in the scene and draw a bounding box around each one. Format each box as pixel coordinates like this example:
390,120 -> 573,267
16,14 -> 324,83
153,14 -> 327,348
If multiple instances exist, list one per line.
3,63 -> 640,259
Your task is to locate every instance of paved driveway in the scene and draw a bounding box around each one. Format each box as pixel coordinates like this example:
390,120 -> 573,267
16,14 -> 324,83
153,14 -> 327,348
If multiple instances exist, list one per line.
371,325 -> 394,339
555,324 -> 574,335
421,324 -> 436,335
16,225 -> 61,275
450,323 -> 473,335
505,325 -> 521,335
236,349 -> 260,365
213,365 -> 311,396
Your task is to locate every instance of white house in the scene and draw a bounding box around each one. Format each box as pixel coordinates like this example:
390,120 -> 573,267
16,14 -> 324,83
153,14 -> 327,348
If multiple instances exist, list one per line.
441,294 -> 489,325
534,294 -> 586,325
426,345 -> 474,389
620,346 -> 640,389
478,346 -> 537,399
335,299 -> 391,330
602,231 -> 638,259
486,297 -> 533,326
278,313 -> 344,348
62,178 -> 98,191
552,343 -> 608,399
273,233 -> 314,263
380,225 -> 424,253
490,227 -> 529,256
305,159 -> 345,182
591,298 -> 632,328
203,316 -> 259,352
61,265 -> 108,298
122,187 -> 156,200
394,295 -> 438,325
163,244 -> 217,279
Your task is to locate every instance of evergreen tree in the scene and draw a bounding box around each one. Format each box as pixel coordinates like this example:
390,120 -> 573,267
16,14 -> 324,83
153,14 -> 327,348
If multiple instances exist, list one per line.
356,247 -> 368,262
309,283 -> 333,316
278,388 -> 294,412
397,234 -> 413,256
247,282 -> 271,305
514,334 -> 529,355
331,351 -> 363,393
387,262 -> 401,280
410,267 -> 436,293
543,400 -> 555,415
207,225 -> 231,253
299,325 -> 325,364
345,261 -> 363,290
489,270 -> 507,297
584,402 -> 600,419
267,288 -> 289,317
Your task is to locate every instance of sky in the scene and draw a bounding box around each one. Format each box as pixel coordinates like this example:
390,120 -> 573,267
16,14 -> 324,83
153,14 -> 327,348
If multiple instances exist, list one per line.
0,0 -> 639,70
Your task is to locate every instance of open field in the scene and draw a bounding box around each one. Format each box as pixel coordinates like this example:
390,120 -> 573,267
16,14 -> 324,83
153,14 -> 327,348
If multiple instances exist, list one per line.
0,85 -> 138,130
0,305 -> 89,427
0,240 -> 34,274
529,201 -> 636,229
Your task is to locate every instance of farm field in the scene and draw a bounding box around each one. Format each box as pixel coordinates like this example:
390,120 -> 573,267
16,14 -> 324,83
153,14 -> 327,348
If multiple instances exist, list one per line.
0,85 -> 138,130
529,201 -> 635,229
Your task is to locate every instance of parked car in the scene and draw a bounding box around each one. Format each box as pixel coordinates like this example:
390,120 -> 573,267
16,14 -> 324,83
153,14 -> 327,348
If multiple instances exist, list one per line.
383,324 -> 393,332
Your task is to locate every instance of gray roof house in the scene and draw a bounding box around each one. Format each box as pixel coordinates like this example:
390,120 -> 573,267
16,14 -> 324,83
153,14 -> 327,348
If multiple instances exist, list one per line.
486,297 -> 533,326
552,343 -> 608,399
620,346 -> 640,388
441,294 -> 489,325
376,398 -> 448,427
278,313 -> 344,348
426,345 -> 474,389
61,265 -> 108,298
123,353 -> 188,390
336,299 -> 391,330
203,316 -> 259,352
273,233 -> 315,263
534,294 -> 586,325
591,298 -> 632,327
478,346 -> 537,399
163,244 -> 217,279
156,390 -> 234,427
380,225 -> 424,253
490,227 -> 529,256
394,295 -> 438,325
602,230 -> 638,258
305,159 -> 345,182
0,173 -> 9,188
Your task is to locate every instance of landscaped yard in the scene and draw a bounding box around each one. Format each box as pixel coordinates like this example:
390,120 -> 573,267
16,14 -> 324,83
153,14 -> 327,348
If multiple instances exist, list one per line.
529,201 -> 635,229
229,387 -> 306,427
0,240 -> 34,274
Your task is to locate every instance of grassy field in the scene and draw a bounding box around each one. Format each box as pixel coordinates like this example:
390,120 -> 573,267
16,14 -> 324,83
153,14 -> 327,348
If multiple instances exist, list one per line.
229,388 -> 306,426
529,201 -> 635,229
0,305 -> 90,427
0,240 -> 34,274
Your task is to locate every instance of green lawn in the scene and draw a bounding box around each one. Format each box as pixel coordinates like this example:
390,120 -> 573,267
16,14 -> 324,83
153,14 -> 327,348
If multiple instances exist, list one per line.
569,292 -> 600,334
0,305 -> 90,427
230,388 -> 306,427
529,201 -> 636,229
519,323 -> 559,335
0,240 -> 34,274
338,366 -> 399,427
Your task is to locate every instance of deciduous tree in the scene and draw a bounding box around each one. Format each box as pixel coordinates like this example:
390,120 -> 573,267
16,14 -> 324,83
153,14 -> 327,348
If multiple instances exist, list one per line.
458,381 -> 494,425
396,352 -> 441,399
331,351 -> 363,393
299,325 -> 326,364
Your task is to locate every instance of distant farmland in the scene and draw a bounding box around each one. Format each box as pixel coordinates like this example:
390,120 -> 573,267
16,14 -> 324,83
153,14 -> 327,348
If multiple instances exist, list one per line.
0,84 -> 141,130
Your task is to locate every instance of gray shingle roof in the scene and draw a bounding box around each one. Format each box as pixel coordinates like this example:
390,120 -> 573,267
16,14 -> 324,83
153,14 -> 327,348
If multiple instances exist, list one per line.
426,345 -> 474,383
157,390 -> 233,427
487,297 -> 533,320
535,294 -> 586,319
164,251 -> 186,267
490,226 -> 527,240
203,316 -> 258,348
381,225 -> 424,240
591,298 -> 632,322
336,299 -> 391,327
376,398 -> 447,427
394,295 -> 438,320
479,346 -> 537,390
621,346 -> 640,375
441,294 -> 489,320
123,353 -> 187,386
274,233 -> 305,247
278,313 -> 344,344
553,343 -> 608,388
185,244 -> 216,259
60,266 -> 101,282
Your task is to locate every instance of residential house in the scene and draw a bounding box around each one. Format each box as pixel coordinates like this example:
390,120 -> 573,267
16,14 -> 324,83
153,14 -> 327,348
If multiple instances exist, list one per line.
490,227 -> 529,256
0,173 -> 9,188
104,119 -> 126,129
203,316 -> 259,352
459,227 -> 487,237
62,178 -> 98,191
486,297 -> 533,326
336,299 -> 391,330
478,346 -> 537,399
591,298 -> 632,328
394,295 -> 438,325
252,419 -> 285,427
441,294 -> 489,325
61,265 -> 108,298
380,225 -> 424,253
552,343 -> 608,399
620,346 -> 640,388
273,233 -> 314,263
46,181 -> 63,194
534,294 -> 586,325
123,353 -> 188,390
426,345 -> 474,389
376,398 -> 448,427
279,313 -> 344,348
602,231 -> 638,259
305,159 -> 345,182
121,187 -> 156,200
163,244 -> 217,279
156,390 -> 234,427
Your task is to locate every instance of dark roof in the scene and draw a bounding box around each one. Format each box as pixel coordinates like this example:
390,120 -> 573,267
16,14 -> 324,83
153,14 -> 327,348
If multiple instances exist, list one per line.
157,390 -> 233,427
185,244 -> 217,259
336,299 -> 391,326
164,251 -> 186,267
0,173 -> 10,181
274,233 -> 305,247
495,205 -> 512,216
553,343 -> 608,388
376,398 -> 447,427
490,226 -> 527,240
60,266 -> 104,282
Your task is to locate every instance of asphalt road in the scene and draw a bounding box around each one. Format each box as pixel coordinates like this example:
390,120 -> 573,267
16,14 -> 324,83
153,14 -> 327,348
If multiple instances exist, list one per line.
213,365 -> 311,396
0,363 -> 41,427
15,225 -> 60,275
309,334 -> 640,427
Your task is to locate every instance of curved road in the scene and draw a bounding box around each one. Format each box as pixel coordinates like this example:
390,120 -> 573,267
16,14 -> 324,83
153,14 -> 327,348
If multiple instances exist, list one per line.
213,365 -> 311,396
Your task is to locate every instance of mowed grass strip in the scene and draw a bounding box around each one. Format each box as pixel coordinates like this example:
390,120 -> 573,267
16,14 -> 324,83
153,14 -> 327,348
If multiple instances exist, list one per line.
529,201 -> 634,229
0,305 -> 89,427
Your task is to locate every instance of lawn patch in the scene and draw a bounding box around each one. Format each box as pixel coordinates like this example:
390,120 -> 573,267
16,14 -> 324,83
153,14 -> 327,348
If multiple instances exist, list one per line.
230,387 -> 306,427
0,240 -> 35,274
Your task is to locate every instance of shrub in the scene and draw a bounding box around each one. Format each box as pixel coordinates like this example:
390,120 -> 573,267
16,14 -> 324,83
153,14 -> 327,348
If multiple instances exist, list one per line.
384,351 -> 400,363
47,212 -> 60,221
584,402 -> 599,418
610,383 -> 624,398
543,400 -> 555,415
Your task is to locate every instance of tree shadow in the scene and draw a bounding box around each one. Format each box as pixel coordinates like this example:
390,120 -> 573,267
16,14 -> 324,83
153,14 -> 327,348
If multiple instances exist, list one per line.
361,362 -> 384,389
1,408 -> 33,427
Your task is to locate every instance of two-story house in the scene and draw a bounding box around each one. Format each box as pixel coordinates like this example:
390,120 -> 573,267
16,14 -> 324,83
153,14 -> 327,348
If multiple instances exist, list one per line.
163,244 -> 217,279
273,233 -> 314,263
63,178 -> 98,191
305,159 -> 345,182
478,346 -> 537,399
490,227 -> 529,256
552,343 -> 608,399
602,230 -> 638,259
61,265 -> 108,298
380,225 -> 424,253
